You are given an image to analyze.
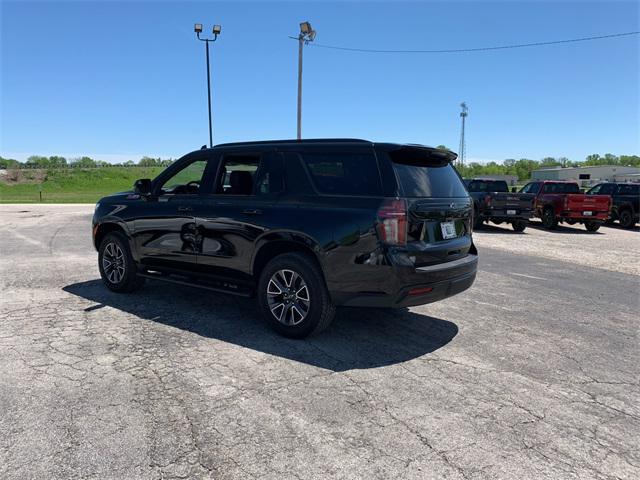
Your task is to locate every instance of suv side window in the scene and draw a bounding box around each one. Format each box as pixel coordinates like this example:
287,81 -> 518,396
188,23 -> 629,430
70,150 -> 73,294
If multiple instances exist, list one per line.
214,153 -> 284,196
599,184 -> 616,195
158,158 -> 208,195
618,184 -> 639,195
301,152 -> 382,196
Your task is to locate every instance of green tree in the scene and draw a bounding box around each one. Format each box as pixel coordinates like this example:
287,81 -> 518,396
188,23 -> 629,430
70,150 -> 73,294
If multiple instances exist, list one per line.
71,156 -> 97,168
26,155 -> 50,168
0,156 -> 21,169
48,156 -> 68,168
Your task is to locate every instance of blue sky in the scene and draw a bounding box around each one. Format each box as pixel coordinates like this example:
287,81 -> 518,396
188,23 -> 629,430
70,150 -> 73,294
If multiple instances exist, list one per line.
1,0 -> 638,163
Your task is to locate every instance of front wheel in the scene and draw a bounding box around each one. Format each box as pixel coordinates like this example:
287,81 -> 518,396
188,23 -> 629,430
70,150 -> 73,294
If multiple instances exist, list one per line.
584,221 -> 601,232
619,209 -> 636,229
98,232 -> 144,293
257,253 -> 335,338
541,208 -> 558,230
512,220 -> 527,232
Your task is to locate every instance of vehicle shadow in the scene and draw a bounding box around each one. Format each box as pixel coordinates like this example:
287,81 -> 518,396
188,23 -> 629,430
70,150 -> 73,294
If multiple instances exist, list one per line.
63,279 -> 459,372
527,220 -> 604,235
600,222 -> 640,233
474,223 -> 527,234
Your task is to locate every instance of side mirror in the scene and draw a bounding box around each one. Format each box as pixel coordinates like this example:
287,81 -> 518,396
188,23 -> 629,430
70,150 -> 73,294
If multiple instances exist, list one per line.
134,178 -> 152,195
511,187 -> 517,193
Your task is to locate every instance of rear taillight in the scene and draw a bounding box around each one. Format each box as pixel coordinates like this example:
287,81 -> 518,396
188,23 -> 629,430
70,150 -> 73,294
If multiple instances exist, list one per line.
564,196 -> 569,210
377,198 -> 407,246
485,195 -> 492,206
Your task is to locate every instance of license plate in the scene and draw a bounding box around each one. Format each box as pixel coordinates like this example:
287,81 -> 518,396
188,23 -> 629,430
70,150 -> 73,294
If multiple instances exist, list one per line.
583,211 -> 593,216
507,209 -> 516,215
441,221 -> 457,239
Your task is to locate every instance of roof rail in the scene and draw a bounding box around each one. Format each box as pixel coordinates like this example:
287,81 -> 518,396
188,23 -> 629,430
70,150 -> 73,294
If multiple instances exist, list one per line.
214,138 -> 371,147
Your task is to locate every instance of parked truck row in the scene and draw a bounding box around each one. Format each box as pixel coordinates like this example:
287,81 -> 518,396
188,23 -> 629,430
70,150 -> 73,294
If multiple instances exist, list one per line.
465,179 -> 638,232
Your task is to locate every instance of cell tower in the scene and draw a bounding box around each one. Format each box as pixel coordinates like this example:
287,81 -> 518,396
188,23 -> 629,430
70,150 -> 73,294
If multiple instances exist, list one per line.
458,102 -> 469,168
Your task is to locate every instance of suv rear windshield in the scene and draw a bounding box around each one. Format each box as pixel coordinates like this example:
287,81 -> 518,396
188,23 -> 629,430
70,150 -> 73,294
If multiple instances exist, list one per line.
466,180 -> 509,193
389,150 -> 467,198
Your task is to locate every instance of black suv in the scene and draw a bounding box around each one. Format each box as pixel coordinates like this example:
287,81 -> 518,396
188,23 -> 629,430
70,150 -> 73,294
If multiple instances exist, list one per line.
93,139 -> 477,338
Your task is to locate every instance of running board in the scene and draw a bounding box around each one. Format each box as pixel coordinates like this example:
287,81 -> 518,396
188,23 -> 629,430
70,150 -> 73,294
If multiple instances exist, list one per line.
138,272 -> 253,297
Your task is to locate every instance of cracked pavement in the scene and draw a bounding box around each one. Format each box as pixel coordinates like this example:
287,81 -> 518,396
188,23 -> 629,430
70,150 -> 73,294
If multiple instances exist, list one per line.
0,204 -> 638,479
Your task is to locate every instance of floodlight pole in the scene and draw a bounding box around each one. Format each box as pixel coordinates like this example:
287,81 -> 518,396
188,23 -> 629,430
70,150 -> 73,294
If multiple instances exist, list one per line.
295,22 -> 315,140
297,34 -> 304,140
196,28 -> 220,148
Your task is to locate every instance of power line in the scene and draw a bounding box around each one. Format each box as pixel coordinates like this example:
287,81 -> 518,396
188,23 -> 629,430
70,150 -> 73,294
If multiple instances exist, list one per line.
294,31 -> 639,54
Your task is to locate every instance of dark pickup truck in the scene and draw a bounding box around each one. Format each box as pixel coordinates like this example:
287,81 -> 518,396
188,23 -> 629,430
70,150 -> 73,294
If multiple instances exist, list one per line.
464,179 -> 535,232
586,182 -> 639,229
522,180 -> 611,232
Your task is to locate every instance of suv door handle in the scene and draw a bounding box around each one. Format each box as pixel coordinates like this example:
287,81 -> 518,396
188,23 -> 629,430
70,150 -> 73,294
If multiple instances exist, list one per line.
242,208 -> 263,215
177,206 -> 193,212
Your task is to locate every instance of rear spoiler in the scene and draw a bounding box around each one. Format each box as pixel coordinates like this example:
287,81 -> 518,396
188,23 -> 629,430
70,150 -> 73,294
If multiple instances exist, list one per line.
385,145 -> 458,167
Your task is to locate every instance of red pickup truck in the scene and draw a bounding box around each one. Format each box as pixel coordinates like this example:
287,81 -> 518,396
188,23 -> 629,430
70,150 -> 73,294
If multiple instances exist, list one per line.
519,181 -> 611,232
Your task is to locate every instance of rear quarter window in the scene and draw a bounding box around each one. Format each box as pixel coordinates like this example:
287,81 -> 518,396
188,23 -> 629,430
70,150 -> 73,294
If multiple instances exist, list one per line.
301,153 -> 382,196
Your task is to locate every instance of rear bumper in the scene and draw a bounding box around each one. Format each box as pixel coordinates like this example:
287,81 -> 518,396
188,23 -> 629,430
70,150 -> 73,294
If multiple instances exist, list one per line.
561,210 -> 609,222
331,254 -> 478,308
481,208 -> 532,221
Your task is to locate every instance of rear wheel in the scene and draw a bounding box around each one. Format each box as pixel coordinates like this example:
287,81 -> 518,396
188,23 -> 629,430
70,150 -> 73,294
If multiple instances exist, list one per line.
619,209 -> 636,229
541,208 -> 558,230
98,232 -> 144,293
473,209 -> 483,230
258,253 -> 335,338
512,220 -> 527,232
584,221 -> 601,232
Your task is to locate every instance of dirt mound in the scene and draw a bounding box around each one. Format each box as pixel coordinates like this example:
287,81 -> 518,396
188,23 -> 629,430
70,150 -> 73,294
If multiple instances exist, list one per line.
0,169 -> 47,184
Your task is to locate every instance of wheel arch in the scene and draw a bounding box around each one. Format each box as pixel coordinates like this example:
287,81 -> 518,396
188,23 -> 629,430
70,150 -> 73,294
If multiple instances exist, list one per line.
93,221 -> 130,251
252,234 -> 324,279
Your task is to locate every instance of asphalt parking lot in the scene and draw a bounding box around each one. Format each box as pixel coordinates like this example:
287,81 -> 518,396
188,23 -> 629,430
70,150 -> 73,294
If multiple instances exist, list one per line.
1,205 -> 638,480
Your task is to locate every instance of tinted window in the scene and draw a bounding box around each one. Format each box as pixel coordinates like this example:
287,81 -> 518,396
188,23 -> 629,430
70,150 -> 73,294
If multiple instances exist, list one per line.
217,155 -> 261,195
600,184 -> 616,195
302,153 -> 382,196
467,180 -> 509,193
618,184 -> 639,195
520,183 -> 541,194
393,163 -> 468,198
542,183 -> 580,194
159,159 -> 208,195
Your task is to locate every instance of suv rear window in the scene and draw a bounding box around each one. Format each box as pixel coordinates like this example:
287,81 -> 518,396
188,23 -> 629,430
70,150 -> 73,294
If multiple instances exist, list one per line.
302,153 -> 382,196
394,163 -> 467,197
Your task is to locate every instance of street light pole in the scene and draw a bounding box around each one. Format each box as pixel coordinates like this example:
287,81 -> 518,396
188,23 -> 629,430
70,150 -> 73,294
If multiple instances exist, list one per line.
195,24 -> 221,148
296,22 -> 316,140
205,40 -> 213,148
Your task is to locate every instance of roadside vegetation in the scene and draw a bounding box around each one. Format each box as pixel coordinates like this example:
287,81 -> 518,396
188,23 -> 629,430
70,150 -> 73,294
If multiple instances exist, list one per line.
1,152 -> 639,203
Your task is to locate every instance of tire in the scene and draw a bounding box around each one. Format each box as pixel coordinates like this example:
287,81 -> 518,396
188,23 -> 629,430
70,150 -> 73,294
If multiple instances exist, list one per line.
257,252 -> 335,338
541,208 -> 558,230
584,221 -> 601,232
98,231 -> 144,293
618,209 -> 636,229
473,209 -> 483,230
512,220 -> 527,232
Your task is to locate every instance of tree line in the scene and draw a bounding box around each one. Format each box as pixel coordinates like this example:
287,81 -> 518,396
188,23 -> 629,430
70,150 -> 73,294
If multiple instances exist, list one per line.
433,147 -> 639,180
1,152 -> 639,181
0,155 -> 174,169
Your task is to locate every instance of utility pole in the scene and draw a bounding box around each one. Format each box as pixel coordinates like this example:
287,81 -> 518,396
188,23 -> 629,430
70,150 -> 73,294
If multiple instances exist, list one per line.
194,23 -> 222,148
458,102 -> 468,168
296,22 -> 316,140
